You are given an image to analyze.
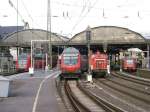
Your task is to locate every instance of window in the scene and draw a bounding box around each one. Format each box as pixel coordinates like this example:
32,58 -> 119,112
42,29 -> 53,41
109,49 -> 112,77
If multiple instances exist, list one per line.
64,56 -> 78,65
127,60 -> 133,64
18,54 -> 28,60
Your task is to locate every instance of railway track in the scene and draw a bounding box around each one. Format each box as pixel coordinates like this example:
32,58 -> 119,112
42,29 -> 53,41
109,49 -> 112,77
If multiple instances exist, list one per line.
107,76 -> 150,95
110,72 -> 150,95
77,81 -> 125,112
94,78 -> 150,111
64,81 -> 91,112
112,72 -> 150,86
56,72 -> 150,112
95,72 -> 150,105
55,79 -> 74,112
62,80 -> 125,112
97,78 -> 150,104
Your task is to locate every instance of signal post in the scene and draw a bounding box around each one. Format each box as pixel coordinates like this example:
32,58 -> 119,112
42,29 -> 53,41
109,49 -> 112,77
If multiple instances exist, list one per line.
86,26 -> 92,83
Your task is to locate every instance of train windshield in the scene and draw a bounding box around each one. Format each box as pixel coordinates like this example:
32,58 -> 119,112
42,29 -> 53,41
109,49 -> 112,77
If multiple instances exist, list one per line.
127,60 -> 133,64
18,54 -> 28,66
63,55 -> 78,65
18,54 -> 28,60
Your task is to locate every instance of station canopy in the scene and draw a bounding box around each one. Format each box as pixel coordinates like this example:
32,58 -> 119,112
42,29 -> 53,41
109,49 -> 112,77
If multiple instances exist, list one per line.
68,26 -> 146,45
2,29 -> 68,47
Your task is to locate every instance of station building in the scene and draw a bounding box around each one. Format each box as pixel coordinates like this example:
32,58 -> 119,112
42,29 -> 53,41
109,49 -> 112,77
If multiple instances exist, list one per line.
0,25 -> 150,74
0,27 -> 68,73
68,26 -> 150,70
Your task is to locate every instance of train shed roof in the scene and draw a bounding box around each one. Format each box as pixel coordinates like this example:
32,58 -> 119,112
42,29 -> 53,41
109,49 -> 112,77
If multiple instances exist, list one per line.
0,26 -> 24,40
68,26 -> 147,45
1,29 -> 68,47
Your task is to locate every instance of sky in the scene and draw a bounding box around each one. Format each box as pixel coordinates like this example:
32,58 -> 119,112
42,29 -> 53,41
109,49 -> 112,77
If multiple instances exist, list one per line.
0,0 -> 150,38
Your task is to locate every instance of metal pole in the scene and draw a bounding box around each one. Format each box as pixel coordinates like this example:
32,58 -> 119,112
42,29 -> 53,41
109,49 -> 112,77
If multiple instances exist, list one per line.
47,0 -> 52,69
46,53 -> 48,67
86,26 -> 92,82
31,40 -> 33,68
147,44 -> 150,69
29,40 -> 34,76
16,0 -> 19,57
45,53 -> 48,71
86,26 -> 91,74
88,40 -> 91,74
16,0 -> 18,41
46,0 -> 49,69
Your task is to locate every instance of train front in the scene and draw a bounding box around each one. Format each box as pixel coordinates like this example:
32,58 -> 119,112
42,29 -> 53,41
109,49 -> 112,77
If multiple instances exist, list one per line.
122,58 -> 137,72
16,53 -> 31,72
90,51 -> 108,77
60,47 -> 81,78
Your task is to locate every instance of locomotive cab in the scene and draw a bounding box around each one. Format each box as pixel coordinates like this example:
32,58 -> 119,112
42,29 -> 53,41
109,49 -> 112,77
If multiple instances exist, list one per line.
90,51 -> 108,77
60,47 -> 81,78
122,58 -> 136,72
16,53 -> 31,72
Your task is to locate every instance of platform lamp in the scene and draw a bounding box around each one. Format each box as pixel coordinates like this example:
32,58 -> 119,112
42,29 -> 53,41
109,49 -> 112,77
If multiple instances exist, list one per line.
86,26 -> 92,82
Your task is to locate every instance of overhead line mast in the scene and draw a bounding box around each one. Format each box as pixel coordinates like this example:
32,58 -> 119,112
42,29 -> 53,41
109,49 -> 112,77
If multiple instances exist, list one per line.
47,0 -> 52,69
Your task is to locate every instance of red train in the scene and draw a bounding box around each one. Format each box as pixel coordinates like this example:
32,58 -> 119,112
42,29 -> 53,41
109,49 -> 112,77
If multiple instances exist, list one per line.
16,53 -> 31,72
59,49 -> 109,78
122,58 -> 137,72
60,47 -> 82,78
33,52 -> 46,69
16,51 -> 46,72
90,51 -> 109,77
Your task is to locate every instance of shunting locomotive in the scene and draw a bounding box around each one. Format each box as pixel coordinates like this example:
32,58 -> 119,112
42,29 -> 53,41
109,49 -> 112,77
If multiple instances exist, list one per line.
90,51 -> 109,77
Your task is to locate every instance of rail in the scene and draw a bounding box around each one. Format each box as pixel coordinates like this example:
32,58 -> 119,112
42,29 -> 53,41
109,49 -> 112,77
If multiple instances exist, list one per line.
77,81 -> 125,112
96,76 -> 150,104
64,81 -> 90,112
112,72 -> 150,86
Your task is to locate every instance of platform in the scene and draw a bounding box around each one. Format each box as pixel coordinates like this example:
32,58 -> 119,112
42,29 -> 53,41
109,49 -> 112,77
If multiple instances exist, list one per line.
0,70 -> 66,112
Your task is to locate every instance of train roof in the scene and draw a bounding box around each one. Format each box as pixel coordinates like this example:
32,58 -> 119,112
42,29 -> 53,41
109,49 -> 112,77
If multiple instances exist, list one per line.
63,47 -> 79,54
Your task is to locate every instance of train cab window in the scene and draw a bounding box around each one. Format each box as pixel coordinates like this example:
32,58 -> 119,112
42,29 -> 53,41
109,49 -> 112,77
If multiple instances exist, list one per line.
127,60 -> 133,64
18,54 -> 28,66
96,60 -> 101,69
18,54 -> 28,60
64,56 -> 78,65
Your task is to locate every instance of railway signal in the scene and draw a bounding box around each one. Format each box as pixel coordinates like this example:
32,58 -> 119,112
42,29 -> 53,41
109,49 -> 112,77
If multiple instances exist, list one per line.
86,26 -> 92,82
